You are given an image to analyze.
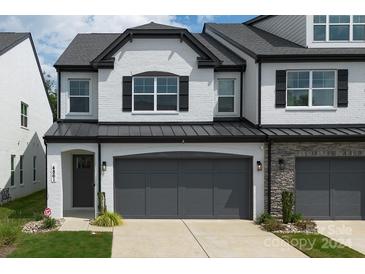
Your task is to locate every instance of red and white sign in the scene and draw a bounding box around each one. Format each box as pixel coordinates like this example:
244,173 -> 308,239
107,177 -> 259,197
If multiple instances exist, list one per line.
44,208 -> 52,217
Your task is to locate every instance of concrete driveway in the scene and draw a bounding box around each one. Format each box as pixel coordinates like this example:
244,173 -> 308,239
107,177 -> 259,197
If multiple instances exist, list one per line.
112,219 -> 306,258
316,221 -> 365,255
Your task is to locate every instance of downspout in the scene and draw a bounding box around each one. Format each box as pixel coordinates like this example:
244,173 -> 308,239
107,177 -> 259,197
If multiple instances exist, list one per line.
45,142 -> 48,207
240,66 -> 244,118
267,138 -> 272,214
257,62 -> 262,127
98,142 -> 101,193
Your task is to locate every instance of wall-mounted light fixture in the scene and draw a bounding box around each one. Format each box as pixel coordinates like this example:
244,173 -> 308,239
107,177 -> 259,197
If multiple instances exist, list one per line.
278,159 -> 285,170
256,161 -> 263,171
102,161 -> 107,172
51,165 -> 56,183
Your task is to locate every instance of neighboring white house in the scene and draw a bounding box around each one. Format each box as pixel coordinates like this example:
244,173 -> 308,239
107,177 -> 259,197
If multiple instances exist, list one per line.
46,17 -> 365,221
0,33 -> 53,202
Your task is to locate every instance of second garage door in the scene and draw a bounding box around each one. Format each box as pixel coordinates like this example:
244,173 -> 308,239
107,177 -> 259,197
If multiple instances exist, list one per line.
114,153 -> 251,219
296,158 -> 365,220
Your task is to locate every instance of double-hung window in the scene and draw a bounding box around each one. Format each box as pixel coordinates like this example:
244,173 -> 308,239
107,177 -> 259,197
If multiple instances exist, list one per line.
218,79 -> 235,113
21,102 -> 28,128
133,77 -> 178,111
286,70 -> 336,108
10,155 -> 15,187
313,15 -> 365,42
19,155 -> 24,185
69,79 -> 90,113
33,156 -> 37,182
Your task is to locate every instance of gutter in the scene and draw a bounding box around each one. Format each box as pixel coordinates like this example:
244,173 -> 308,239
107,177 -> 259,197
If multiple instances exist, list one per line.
98,143 -> 101,193
267,139 -> 272,214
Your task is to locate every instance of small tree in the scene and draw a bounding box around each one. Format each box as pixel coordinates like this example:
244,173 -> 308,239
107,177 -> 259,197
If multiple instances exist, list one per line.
43,71 -> 57,121
97,192 -> 107,215
281,191 -> 294,224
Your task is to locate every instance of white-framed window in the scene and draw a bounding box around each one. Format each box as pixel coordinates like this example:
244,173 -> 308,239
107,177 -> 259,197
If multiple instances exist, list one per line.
286,70 -> 336,108
313,15 -> 365,42
69,79 -> 91,113
19,155 -> 24,185
33,156 -> 37,182
217,79 -> 235,113
10,155 -> 15,187
21,102 -> 28,128
132,76 -> 178,112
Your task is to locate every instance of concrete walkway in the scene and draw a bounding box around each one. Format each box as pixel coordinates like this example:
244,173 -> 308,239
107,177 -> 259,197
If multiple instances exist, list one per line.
112,219 -> 307,258
59,217 -> 113,232
316,221 -> 365,255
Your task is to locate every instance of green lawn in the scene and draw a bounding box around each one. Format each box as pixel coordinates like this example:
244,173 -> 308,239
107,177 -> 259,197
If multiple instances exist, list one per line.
277,233 -> 365,258
8,231 -> 112,258
0,191 -> 112,258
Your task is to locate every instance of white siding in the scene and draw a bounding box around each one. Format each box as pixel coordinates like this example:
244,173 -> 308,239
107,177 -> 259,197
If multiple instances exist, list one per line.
261,62 -> 365,125
214,71 -> 241,117
0,38 -> 53,200
98,38 -> 214,122
60,71 -> 98,120
205,28 -> 259,124
253,16 -> 307,46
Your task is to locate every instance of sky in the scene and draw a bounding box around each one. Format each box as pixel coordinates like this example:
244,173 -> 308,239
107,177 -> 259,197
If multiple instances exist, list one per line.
0,15 -> 255,81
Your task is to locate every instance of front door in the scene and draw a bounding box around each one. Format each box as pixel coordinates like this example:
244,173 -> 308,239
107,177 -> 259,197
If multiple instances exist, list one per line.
73,155 -> 94,207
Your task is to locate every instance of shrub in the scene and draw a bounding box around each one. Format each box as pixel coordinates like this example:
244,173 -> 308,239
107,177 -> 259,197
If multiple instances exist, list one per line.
262,218 -> 284,232
294,219 -> 317,232
256,212 -> 274,224
42,217 -> 57,229
282,191 -> 294,224
0,221 -> 20,246
33,212 -> 44,221
92,212 -> 123,227
291,212 -> 303,223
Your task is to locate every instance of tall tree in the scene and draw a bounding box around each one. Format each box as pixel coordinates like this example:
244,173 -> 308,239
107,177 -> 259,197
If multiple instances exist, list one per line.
43,71 -> 57,121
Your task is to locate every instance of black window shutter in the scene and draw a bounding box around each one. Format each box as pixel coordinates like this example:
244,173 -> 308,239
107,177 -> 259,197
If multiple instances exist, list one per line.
179,76 -> 189,111
275,70 -> 286,108
337,69 -> 348,107
122,76 -> 132,112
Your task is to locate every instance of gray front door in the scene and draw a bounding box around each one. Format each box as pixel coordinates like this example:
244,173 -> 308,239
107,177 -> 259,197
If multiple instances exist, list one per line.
73,155 -> 94,207
296,158 -> 365,220
114,153 -> 251,219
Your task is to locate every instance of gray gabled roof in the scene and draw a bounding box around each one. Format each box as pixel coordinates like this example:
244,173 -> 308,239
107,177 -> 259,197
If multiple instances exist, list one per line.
0,32 -> 29,56
205,23 -> 365,61
55,33 -> 119,67
129,22 -> 184,30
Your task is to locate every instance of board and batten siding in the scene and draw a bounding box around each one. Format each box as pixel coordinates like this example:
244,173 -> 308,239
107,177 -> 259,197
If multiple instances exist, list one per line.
253,15 -> 307,47
260,62 -> 365,125
98,38 -> 215,122
0,38 -> 53,200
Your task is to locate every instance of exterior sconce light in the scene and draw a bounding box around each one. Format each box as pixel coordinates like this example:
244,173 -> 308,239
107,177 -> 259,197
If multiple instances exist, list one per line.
102,161 -> 107,172
51,165 -> 56,183
256,161 -> 263,171
279,159 -> 285,170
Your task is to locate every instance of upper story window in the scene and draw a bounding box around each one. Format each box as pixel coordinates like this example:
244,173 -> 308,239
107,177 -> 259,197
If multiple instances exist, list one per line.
133,77 -> 178,112
286,70 -> 336,108
313,15 -> 365,42
21,102 -> 28,128
218,79 -> 235,113
69,79 -> 90,113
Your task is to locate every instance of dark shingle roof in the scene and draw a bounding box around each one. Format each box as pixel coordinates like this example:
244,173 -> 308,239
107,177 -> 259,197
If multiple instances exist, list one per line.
55,33 -> 119,66
130,22 -> 184,30
44,121 -> 265,142
193,33 -> 244,66
0,32 -> 29,56
206,23 -> 365,59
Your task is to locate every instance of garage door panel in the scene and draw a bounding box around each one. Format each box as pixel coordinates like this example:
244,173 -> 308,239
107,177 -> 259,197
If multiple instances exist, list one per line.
115,173 -> 146,217
149,173 -> 178,217
182,173 -> 213,217
214,172 -> 249,218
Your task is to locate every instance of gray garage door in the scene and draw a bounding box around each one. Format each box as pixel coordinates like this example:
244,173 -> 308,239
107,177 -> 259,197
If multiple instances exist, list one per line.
114,153 -> 251,219
296,158 -> 365,220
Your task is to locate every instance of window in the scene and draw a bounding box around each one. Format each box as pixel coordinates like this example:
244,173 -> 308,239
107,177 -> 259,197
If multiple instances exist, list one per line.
19,155 -> 23,185
69,79 -> 90,113
21,102 -> 28,128
218,79 -> 235,112
286,70 -> 336,108
10,155 -> 15,187
33,156 -> 37,182
313,15 -> 365,42
133,77 -> 178,111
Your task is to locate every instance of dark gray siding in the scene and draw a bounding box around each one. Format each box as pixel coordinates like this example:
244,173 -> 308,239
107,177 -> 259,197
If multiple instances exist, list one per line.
252,15 -> 306,46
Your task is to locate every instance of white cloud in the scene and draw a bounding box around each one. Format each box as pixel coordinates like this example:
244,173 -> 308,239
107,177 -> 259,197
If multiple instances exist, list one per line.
0,15 -> 188,82
196,15 -> 215,24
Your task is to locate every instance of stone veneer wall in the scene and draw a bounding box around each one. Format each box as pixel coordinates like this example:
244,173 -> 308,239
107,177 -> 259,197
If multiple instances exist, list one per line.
266,142 -> 365,217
